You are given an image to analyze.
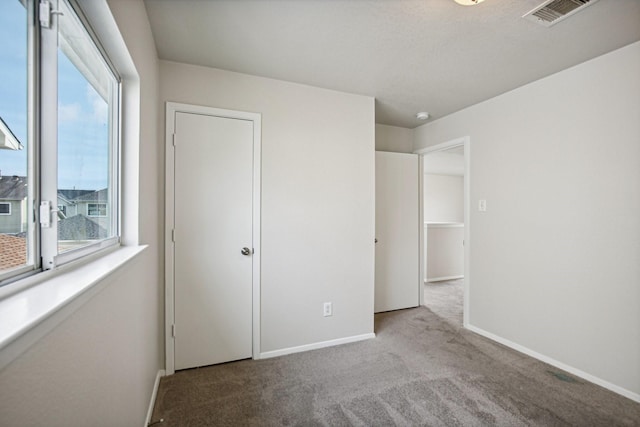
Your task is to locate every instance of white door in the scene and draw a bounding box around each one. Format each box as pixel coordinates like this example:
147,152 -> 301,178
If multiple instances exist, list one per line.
375,151 -> 420,313
173,111 -> 254,370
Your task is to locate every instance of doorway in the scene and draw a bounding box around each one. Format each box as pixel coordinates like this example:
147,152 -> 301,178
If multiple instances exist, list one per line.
415,137 -> 470,327
165,103 -> 261,374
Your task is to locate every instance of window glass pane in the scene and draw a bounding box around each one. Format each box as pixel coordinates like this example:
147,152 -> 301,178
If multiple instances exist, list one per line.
0,203 -> 11,215
87,203 -> 107,217
0,0 -> 29,274
57,0 -> 117,253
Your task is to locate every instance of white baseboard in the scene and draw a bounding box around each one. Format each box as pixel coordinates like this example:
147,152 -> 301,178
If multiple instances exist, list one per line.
466,325 -> 640,403
144,369 -> 165,427
259,333 -> 375,360
426,275 -> 464,283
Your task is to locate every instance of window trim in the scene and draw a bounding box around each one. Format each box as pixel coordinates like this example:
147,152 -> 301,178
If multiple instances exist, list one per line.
0,245 -> 146,372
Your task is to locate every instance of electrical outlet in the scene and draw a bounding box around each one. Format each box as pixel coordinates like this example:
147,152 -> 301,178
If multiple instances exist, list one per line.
323,302 -> 333,317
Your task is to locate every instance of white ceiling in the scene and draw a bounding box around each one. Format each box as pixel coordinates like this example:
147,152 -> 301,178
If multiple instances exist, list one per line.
144,0 -> 640,129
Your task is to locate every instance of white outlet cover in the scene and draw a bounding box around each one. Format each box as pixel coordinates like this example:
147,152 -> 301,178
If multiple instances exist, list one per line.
323,302 -> 333,316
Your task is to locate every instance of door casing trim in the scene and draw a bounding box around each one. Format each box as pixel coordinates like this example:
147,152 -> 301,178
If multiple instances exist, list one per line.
164,102 -> 261,375
415,136 -> 470,328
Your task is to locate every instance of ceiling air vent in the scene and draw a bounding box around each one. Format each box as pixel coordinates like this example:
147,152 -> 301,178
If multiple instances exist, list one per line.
523,0 -> 600,27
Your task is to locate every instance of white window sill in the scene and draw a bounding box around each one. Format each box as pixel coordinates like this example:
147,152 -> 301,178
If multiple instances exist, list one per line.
0,245 -> 146,371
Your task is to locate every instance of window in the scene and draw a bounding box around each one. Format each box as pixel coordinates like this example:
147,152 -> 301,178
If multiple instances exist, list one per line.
0,0 -> 121,284
52,0 -> 119,257
87,203 -> 107,217
0,0 -> 29,276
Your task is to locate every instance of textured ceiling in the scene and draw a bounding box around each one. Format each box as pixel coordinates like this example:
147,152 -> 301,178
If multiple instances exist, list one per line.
144,0 -> 640,128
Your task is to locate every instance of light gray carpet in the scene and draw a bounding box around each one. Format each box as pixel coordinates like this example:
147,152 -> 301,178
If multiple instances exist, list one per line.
151,281 -> 640,426
423,279 -> 464,328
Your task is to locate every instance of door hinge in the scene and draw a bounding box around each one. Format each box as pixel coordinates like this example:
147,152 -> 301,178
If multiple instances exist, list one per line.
172,133 -> 177,147
171,324 -> 176,338
171,229 -> 175,242
39,1 -> 63,29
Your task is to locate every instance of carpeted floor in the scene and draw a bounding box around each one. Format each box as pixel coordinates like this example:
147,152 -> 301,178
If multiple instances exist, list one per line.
151,280 -> 640,426
423,279 -> 464,328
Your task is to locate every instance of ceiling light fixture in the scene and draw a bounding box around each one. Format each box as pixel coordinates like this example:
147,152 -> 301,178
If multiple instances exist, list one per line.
416,112 -> 430,121
454,0 -> 486,5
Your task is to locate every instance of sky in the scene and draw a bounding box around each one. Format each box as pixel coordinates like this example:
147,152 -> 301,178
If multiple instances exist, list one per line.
0,0 -> 109,191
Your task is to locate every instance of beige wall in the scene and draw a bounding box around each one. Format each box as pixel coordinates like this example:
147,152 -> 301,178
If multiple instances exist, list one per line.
161,61 -> 375,353
375,123 -> 413,153
424,174 -> 464,223
0,253 -> 160,427
0,1 -> 164,425
414,41 -> 640,398
426,225 -> 464,281
424,174 -> 464,282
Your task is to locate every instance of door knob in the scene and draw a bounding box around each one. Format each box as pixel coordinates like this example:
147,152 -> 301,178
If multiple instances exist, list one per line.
241,247 -> 251,256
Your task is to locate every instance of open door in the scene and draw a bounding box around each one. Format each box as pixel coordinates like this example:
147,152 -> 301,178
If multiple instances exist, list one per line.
375,151 -> 420,313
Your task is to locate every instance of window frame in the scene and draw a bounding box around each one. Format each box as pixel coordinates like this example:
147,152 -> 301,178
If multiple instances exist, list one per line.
0,203 -> 11,216
41,0 -> 121,270
0,0 -> 122,285
0,0 -> 38,284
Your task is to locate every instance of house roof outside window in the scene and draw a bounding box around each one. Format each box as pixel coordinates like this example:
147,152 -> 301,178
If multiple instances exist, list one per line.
0,117 -> 23,151
71,188 -> 108,202
58,213 -> 107,241
0,233 -> 26,270
0,176 -> 107,240
0,175 -> 27,200
58,189 -> 96,200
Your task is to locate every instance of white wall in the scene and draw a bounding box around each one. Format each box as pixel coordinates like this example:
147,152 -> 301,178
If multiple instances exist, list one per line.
424,174 -> 463,223
424,174 -> 464,281
414,41 -> 640,399
107,0 -> 164,359
375,123 -> 413,153
161,61 -> 375,353
0,1 -> 163,425
426,225 -> 464,281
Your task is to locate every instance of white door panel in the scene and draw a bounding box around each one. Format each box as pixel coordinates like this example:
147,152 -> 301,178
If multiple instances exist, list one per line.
375,151 -> 420,313
174,112 -> 253,370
